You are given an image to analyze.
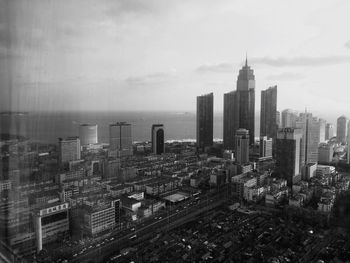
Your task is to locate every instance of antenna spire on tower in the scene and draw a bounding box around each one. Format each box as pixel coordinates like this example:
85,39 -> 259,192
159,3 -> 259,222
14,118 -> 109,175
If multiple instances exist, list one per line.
245,52 -> 248,66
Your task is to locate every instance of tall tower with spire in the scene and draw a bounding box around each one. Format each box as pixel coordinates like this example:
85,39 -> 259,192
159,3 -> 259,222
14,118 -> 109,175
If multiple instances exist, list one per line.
223,56 -> 256,149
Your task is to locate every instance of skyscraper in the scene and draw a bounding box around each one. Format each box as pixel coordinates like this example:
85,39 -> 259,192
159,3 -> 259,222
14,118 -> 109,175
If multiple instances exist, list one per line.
236,58 -> 255,144
223,57 -> 255,147
296,112 -> 320,166
325,123 -> 334,140
260,85 -> 277,139
281,109 -> 298,128
79,124 -> 98,145
109,122 -> 133,156
223,91 -> 238,150
58,137 -> 81,165
152,124 -> 165,155
337,115 -> 348,144
196,93 -> 213,151
276,128 -> 302,186
235,129 -> 249,164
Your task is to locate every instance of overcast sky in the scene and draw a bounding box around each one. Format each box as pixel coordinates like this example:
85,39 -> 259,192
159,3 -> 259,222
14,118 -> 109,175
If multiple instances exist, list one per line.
1,0 -> 350,118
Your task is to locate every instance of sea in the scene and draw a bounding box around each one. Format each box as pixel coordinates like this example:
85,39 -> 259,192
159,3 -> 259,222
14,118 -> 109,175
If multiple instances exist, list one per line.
25,111 -> 230,144
11,110 -> 342,144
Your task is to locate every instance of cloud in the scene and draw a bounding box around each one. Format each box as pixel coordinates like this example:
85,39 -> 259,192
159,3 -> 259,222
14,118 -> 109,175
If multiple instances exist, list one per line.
196,62 -> 233,73
345,41 -> 350,49
266,72 -> 305,81
103,0 -> 169,21
252,55 -> 350,67
125,70 -> 177,86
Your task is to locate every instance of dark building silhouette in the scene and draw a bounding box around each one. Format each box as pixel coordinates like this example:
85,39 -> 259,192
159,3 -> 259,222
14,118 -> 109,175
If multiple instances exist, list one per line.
336,115 -> 348,144
260,85 -> 277,139
223,57 -> 255,148
110,122 -> 133,156
196,93 -> 213,152
275,128 -> 302,186
223,91 -> 238,150
152,124 -> 165,155
236,57 -> 255,144
235,128 -> 249,164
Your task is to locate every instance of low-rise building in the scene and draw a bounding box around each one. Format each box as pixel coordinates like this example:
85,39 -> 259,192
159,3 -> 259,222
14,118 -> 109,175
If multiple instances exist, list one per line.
0,180 -> 12,192
288,194 -> 304,207
316,165 -> 336,176
265,188 -> 288,206
83,201 -> 115,236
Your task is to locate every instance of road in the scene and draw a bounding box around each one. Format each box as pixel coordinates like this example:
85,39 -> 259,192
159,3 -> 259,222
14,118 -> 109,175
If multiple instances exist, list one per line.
61,190 -> 228,263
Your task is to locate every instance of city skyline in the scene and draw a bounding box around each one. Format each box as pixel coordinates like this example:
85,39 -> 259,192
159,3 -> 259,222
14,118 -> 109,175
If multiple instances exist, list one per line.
2,2 -> 350,262
1,0 -> 350,115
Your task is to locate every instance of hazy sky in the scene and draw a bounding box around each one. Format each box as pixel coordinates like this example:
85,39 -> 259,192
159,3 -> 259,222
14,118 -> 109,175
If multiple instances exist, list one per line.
1,0 -> 350,118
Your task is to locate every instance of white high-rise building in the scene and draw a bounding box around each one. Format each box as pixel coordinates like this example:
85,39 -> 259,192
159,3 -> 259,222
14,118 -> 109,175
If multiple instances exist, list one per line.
260,136 -> 273,158
79,124 -> 98,145
318,119 -> 326,143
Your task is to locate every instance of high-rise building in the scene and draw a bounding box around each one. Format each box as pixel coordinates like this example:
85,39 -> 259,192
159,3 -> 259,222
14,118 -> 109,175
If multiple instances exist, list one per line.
281,109 -> 298,128
296,113 -> 320,166
197,93 -> 213,151
325,123 -> 334,140
276,111 -> 281,128
223,91 -> 238,150
318,119 -> 326,143
152,124 -> 165,155
34,202 -> 69,252
58,137 -> 81,165
337,115 -> 348,144
223,57 -> 255,147
260,136 -> 273,158
235,129 -> 249,164
79,124 -> 98,145
109,122 -> 133,156
260,85 -> 277,140
276,128 -> 302,186
318,143 -> 334,163
236,58 -> 255,144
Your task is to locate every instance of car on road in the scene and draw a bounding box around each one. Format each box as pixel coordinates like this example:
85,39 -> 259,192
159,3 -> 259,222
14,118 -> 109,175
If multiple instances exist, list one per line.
129,234 -> 137,240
